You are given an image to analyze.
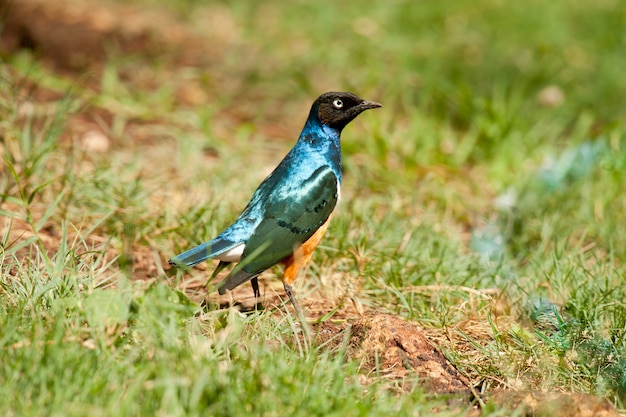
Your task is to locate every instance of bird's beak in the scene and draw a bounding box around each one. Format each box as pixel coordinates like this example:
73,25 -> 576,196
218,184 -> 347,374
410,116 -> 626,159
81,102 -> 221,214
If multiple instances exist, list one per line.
359,100 -> 383,110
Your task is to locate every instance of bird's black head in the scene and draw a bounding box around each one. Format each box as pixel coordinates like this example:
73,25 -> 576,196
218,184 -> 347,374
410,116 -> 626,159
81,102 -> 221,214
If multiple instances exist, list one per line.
313,92 -> 382,131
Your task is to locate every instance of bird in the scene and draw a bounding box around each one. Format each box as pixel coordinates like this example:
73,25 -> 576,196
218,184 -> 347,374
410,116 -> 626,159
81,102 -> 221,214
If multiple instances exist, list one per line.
169,91 -> 382,317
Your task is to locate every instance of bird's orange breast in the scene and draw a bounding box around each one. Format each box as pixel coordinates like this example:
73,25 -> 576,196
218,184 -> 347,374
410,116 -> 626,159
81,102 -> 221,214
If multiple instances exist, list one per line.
280,216 -> 332,286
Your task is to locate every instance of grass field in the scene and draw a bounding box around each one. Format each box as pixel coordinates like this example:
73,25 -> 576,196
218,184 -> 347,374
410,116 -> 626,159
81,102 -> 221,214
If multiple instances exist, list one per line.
1,0 -> 626,415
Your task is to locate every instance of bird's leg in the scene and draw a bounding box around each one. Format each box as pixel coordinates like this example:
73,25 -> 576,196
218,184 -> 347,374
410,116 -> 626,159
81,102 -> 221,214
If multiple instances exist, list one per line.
251,277 -> 260,298
283,283 -> 302,317
250,277 -> 263,310
283,282 -> 310,337
281,248 -> 312,338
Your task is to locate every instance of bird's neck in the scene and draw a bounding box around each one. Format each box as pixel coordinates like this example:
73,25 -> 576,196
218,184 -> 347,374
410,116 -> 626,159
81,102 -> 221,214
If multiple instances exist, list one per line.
295,116 -> 342,181
300,116 -> 341,150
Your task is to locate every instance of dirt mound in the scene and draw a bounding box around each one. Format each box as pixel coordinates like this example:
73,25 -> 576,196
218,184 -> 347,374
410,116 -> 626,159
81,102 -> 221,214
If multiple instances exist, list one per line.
312,313 -> 619,416
318,312 -> 472,394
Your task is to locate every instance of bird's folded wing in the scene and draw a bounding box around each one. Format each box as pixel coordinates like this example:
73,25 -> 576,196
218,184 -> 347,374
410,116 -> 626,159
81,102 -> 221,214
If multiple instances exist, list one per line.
218,166 -> 338,291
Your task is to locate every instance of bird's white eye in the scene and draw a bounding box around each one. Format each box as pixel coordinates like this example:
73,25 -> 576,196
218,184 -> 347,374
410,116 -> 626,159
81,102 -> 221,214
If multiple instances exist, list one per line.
332,99 -> 344,109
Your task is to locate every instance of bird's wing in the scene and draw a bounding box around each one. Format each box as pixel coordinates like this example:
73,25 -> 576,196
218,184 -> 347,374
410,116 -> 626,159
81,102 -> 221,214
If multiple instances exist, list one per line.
218,166 -> 338,292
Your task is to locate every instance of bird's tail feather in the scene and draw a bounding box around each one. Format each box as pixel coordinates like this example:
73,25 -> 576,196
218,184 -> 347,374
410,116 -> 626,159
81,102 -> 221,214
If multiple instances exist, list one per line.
169,237 -> 238,267
169,243 -> 212,267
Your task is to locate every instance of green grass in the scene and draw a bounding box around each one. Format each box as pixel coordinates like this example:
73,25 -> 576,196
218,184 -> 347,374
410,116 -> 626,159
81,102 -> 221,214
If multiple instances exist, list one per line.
2,0 -> 626,414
